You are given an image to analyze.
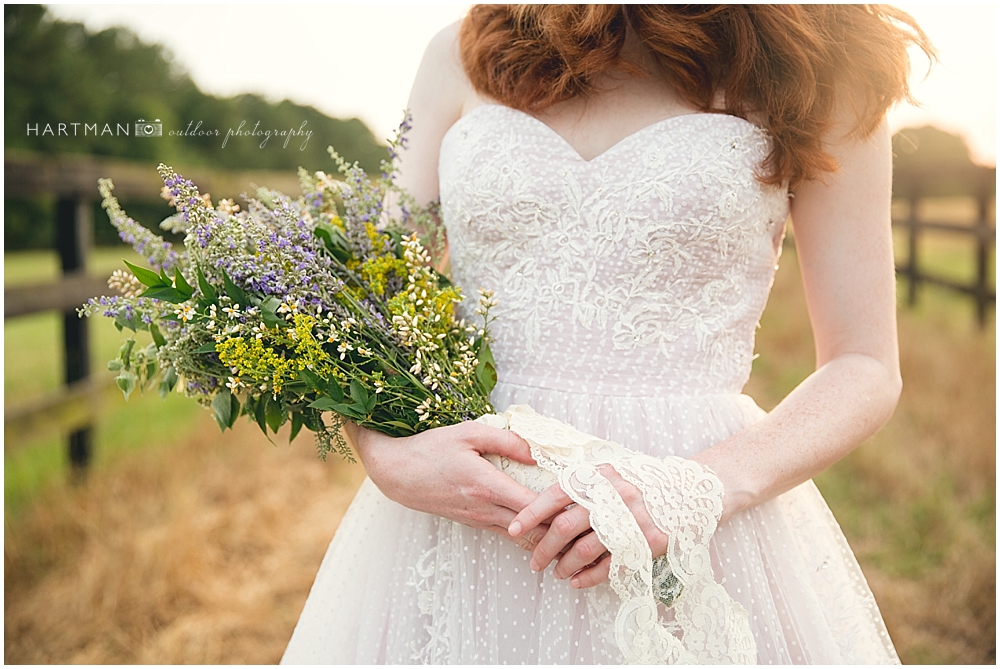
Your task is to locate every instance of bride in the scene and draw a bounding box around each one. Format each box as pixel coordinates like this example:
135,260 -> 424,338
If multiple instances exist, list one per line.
282,5 -> 931,664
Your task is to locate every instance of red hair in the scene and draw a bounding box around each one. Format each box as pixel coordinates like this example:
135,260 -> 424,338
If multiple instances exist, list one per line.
460,5 -> 934,189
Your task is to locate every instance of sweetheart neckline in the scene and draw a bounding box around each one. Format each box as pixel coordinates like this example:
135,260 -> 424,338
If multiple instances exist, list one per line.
443,103 -> 765,165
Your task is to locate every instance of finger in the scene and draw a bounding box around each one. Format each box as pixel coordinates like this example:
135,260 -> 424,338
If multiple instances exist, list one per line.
502,428 -> 536,465
475,462 -> 540,518
570,553 -> 612,589
508,483 -> 573,537
468,422 -> 535,465
530,504 -> 591,572
512,523 -> 549,552
553,531 -> 607,580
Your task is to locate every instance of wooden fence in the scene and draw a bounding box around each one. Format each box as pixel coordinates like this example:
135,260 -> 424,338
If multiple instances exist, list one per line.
892,165 -> 996,327
4,152 -> 301,473
5,152 -> 996,474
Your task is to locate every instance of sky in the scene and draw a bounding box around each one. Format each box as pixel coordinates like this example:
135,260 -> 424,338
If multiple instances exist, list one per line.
46,3 -> 996,165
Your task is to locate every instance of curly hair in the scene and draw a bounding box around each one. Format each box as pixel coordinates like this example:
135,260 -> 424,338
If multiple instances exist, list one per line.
460,5 -> 934,189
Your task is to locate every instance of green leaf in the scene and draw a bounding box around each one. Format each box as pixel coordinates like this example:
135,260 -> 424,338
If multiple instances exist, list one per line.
381,420 -> 416,435
477,361 -> 497,394
149,322 -> 166,348
221,269 -> 247,308
299,369 -> 324,392
475,339 -> 498,394
124,260 -> 167,288
349,379 -> 368,406
326,380 -> 345,403
228,393 -> 241,429
195,341 -> 218,354
107,359 -> 122,371
140,285 -> 188,304
339,403 -> 367,420
290,412 -> 304,442
158,366 -> 178,398
307,397 -> 364,420
212,389 -> 234,431
315,222 -> 352,263
119,339 -> 136,368
196,266 -> 217,302
307,397 -> 340,411
174,268 -> 194,300
116,370 -> 137,400
364,394 -> 377,413
265,395 -> 284,433
386,228 -> 405,259
261,295 -> 281,328
253,395 -> 268,434
302,409 -> 323,432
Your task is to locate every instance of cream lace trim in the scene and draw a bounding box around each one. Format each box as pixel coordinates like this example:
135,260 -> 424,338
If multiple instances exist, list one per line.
480,405 -> 756,664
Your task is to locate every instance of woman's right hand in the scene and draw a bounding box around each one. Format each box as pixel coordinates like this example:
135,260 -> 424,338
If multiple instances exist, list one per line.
346,421 -> 548,546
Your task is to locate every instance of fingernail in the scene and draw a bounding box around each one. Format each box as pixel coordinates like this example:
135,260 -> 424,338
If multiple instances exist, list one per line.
509,520 -> 522,536
530,560 -> 539,572
571,578 -> 580,588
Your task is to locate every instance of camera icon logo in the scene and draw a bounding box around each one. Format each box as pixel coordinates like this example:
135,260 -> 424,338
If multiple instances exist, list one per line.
135,118 -> 162,137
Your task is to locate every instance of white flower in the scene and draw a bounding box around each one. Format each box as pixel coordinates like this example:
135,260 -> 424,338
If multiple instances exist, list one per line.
174,304 -> 196,322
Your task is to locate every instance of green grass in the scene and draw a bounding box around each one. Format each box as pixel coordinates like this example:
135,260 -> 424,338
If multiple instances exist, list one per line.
4,247 -> 209,515
748,236 -> 995,663
4,393 -> 208,513
894,227 -> 996,289
4,247 -> 147,286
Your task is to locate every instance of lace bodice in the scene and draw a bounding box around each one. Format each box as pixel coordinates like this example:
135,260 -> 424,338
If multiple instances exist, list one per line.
440,104 -> 790,396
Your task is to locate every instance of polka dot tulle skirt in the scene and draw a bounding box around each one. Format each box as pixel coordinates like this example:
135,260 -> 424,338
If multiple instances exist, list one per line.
281,383 -> 898,664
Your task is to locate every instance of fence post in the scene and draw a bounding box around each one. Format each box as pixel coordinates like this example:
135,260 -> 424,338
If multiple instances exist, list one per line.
974,169 -> 992,328
906,177 -> 920,307
55,196 -> 93,475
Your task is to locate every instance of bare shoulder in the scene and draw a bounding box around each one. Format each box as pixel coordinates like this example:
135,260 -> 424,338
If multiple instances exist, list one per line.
409,21 -> 475,124
395,20 -> 475,204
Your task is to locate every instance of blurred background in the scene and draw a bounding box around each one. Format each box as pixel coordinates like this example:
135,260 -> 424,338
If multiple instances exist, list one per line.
4,3 -> 994,664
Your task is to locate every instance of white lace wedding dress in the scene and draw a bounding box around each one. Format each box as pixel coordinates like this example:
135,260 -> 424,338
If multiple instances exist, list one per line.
281,105 -> 899,664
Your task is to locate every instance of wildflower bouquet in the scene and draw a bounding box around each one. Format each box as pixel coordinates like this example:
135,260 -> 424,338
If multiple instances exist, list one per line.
82,122 -> 498,460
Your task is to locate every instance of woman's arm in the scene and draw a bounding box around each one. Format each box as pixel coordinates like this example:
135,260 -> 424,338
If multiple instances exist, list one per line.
511,108 -> 902,587
347,23 -> 545,542
694,114 -> 901,519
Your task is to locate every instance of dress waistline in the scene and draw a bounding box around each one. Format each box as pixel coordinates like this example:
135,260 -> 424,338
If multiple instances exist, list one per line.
495,371 -> 747,400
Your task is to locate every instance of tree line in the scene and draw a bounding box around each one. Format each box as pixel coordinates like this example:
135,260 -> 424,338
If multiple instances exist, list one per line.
5,5 -> 386,249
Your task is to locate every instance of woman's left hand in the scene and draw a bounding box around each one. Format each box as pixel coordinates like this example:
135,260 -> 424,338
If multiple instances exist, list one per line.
508,464 -> 669,589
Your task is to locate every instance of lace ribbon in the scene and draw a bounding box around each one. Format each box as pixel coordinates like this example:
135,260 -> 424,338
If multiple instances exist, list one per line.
479,405 -> 756,664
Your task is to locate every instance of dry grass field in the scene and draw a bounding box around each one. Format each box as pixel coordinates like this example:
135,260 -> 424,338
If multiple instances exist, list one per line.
4,240 -> 995,663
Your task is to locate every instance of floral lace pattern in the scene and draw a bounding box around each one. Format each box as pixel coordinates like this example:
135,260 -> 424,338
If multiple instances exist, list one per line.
440,104 -> 790,396
479,406 -> 756,664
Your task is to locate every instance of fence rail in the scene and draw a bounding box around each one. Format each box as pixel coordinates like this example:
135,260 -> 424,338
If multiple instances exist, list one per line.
4,152 -> 305,471
892,165 -> 996,327
5,274 -> 111,318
